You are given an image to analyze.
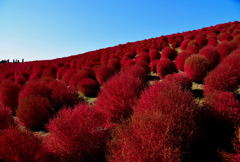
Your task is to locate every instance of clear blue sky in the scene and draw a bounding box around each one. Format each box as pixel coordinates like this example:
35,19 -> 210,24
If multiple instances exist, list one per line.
0,0 -> 239,61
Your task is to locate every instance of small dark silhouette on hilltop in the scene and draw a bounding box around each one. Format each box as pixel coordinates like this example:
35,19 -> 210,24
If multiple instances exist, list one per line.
0,59 -> 24,64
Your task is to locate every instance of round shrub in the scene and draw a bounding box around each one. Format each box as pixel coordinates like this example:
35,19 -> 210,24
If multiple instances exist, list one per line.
149,48 -> 159,61
14,74 -> 27,85
216,42 -> 235,60
0,128 -> 42,162
41,67 -> 57,79
96,66 -> 115,85
135,60 -> 150,73
136,51 -> 150,63
77,78 -> 99,97
180,39 -> 191,50
195,34 -> 207,47
61,69 -> 78,85
108,81 -> 200,161
184,54 -> 210,82
161,47 -> 177,60
68,72 -> 84,90
0,80 -> 21,113
0,106 -> 15,130
126,64 -> 149,81
204,53 -> 240,124
56,67 -> 68,80
207,37 -> 218,46
100,53 -> 109,65
168,35 -> 184,48
16,96 -> 53,131
156,58 -> 177,79
164,73 -> 192,90
218,32 -> 233,41
205,91 -> 240,124
121,55 -> 132,65
95,65 -> 147,123
48,80 -> 81,111
107,58 -> 121,70
68,69 -> 95,90
204,53 -> 240,94
199,46 -> 220,68
29,68 -> 42,81
150,60 -> 158,72
122,59 -> 135,68
134,81 -> 196,112
175,51 -> 193,71
186,40 -> 200,53
18,80 -> 52,102
184,32 -> 195,40
44,104 -> 108,162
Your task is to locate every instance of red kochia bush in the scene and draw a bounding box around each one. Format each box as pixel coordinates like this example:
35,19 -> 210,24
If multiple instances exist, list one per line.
95,65 -> 147,123
167,35 -> 184,48
56,67 -> 68,80
204,53 -> 240,94
0,106 -> 15,130
156,58 -> 177,79
136,51 -> 150,63
218,32 -> 233,41
204,53 -> 240,124
207,37 -> 218,46
186,40 -> 200,53
48,80 -> 81,110
205,91 -> 240,123
61,69 -> 78,85
149,48 -> 160,61
134,81 -> 196,112
216,41 -> 235,59
107,58 -> 121,70
184,54 -> 210,82
44,104 -> 108,162
16,96 -> 53,130
164,73 -> 192,90
41,67 -> 57,79
108,82 -> 199,161
125,64 -> 149,81
195,34 -> 207,47
221,153 -> 240,162
0,128 -> 42,162
68,69 -> 96,90
77,78 -> 99,97
14,74 -> 27,85
0,80 -> 21,113
199,46 -> 220,68
180,39 -> 191,50
96,66 -> 115,84
175,51 -> 193,71
150,60 -> 158,72
18,80 -> 52,102
161,47 -> 177,60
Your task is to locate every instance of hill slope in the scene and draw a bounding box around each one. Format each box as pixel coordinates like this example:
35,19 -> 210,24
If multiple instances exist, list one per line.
0,21 -> 239,161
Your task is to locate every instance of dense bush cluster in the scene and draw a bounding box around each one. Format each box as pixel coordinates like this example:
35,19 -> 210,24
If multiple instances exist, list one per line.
204,52 -> 240,124
0,80 -> 21,112
184,54 -> 210,82
0,128 -> 42,162
44,104 -> 108,161
95,65 -> 148,123
0,106 -> 15,130
0,21 -> 239,161
108,81 -> 201,161
156,58 -> 177,79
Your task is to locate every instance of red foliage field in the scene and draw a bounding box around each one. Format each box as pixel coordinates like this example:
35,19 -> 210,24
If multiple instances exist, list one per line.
0,21 -> 239,161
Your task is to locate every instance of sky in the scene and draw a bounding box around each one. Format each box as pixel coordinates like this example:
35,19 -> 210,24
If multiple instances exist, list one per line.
0,0 -> 239,61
